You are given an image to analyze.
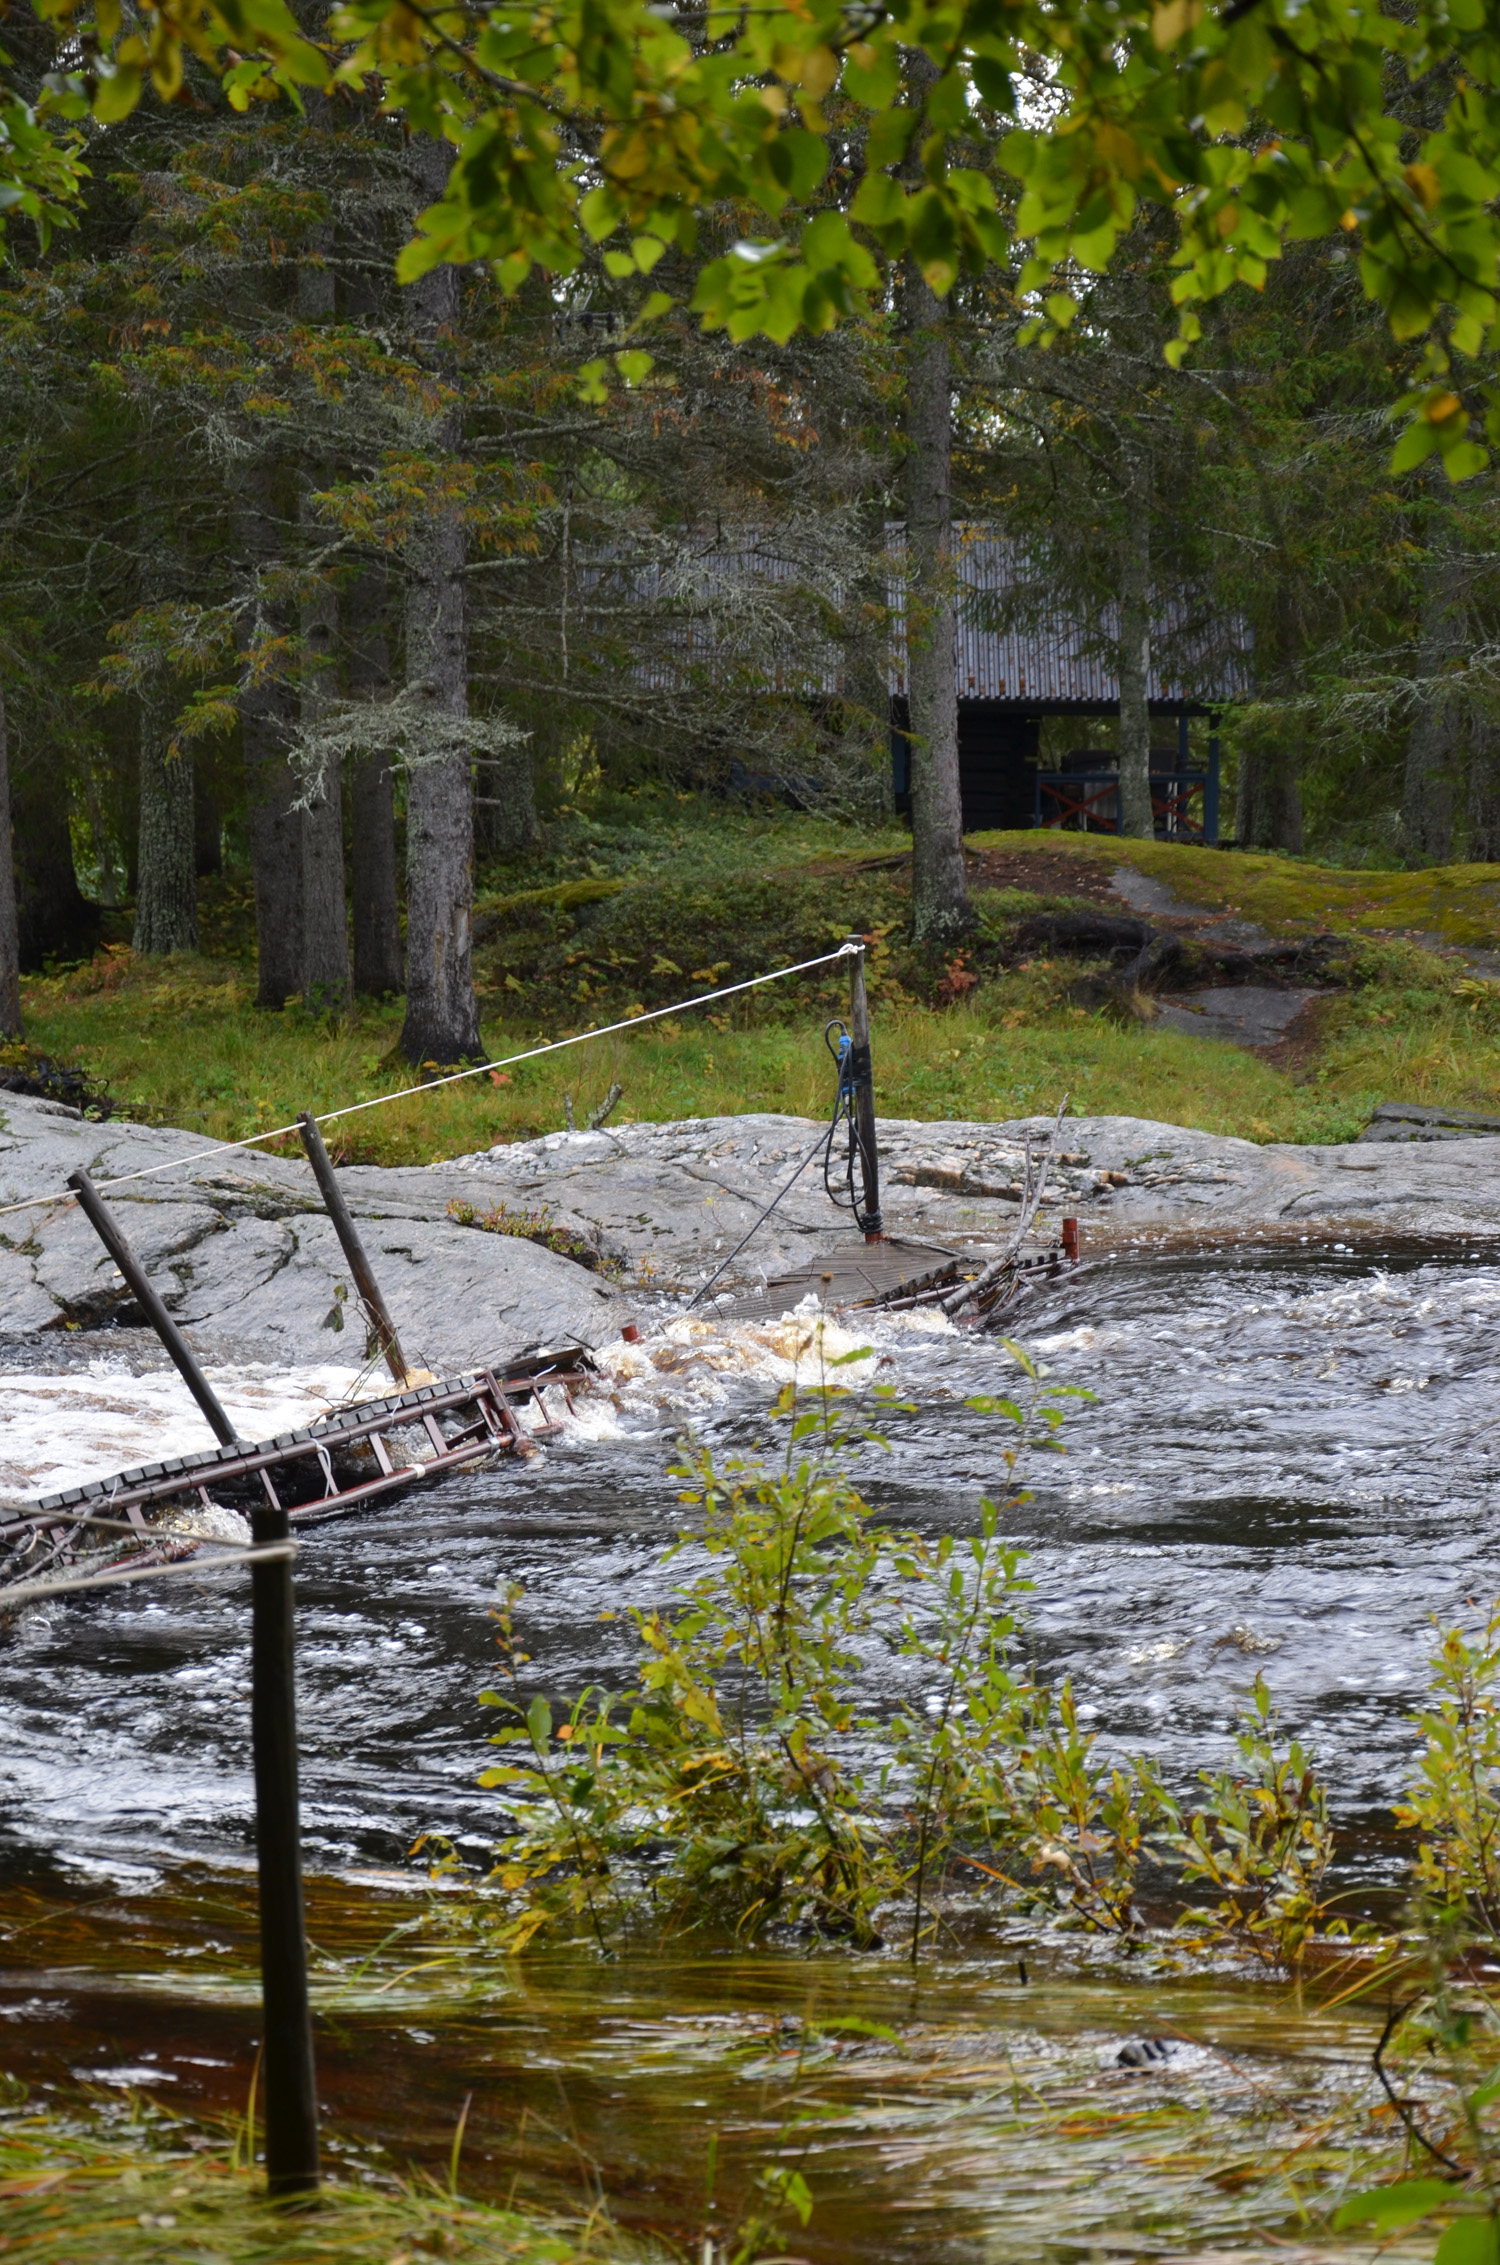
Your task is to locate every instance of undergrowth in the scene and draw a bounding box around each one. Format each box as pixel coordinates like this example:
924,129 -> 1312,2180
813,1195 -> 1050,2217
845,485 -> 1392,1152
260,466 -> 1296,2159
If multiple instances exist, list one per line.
19,804 -> 1500,1164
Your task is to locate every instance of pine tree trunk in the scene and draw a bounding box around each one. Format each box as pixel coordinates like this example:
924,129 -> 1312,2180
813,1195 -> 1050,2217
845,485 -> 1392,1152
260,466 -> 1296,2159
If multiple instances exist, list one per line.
0,680 -> 21,1040
1402,486 -> 1461,864
402,508 -> 478,1062
399,135 -> 480,1066
1467,708 -> 1500,862
473,742 -> 538,856
346,567 -> 404,995
133,687 -> 197,954
237,470 -> 303,1007
900,254 -> 969,945
1116,462 -> 1154,841
1235,741 -> 1304,852
298,487 -> 351,1010
194,782 -> 223,875
13,759 -> 99,968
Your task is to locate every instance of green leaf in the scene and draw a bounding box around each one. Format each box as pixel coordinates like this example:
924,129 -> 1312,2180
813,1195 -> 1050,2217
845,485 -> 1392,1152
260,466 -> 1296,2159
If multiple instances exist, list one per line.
1439,438 -> 1489,481
1333,2180 -> 1459,2233
614,349 -> 653,384
579,184 -> 622,242
527,1695 -> 553,1746
842,40 -> 898,110
1436,2218 -> 1500,2265
849,172 -> 904,230
971,54 -> 1013,109
1390,417 -> 1443,472
867,107 -> 917,170
91,62 -> 142,123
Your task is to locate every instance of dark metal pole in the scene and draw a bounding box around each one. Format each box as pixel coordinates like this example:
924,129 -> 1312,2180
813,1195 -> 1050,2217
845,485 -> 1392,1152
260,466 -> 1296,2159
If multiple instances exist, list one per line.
296,1113 -> 408,1384
66,1169 -> 239,1447
845,936 -> 884,1242
249,1493 -> 320,2198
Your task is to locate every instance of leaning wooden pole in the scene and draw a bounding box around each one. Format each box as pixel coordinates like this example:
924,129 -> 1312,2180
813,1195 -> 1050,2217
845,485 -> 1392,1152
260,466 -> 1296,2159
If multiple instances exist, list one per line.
66,1169 -> 240,1445
249,1488 -> 321,2199
296,1112 -> 408,1384
845,936 -> 884,1242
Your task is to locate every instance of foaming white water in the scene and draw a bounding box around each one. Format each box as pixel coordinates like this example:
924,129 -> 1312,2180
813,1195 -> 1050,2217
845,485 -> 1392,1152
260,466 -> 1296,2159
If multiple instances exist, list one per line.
0,1362 -> 366,1502
572,1303 -> 958,1435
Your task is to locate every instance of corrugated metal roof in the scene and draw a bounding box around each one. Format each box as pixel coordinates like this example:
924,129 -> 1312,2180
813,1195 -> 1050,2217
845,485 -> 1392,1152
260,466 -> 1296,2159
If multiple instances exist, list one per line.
891,530 -> 1253,706
577,528 -> 1253,707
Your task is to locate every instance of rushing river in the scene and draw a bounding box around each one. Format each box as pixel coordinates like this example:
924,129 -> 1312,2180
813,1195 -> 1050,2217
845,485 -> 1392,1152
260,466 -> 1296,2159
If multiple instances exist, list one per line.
1,1237 -> 1492,1882
0,1237 -> 1491,2261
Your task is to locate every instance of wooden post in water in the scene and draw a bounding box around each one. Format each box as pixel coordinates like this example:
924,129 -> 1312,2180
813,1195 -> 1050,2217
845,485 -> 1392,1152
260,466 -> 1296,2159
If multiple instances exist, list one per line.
249,1488 -> 321,2198
844,936 -> 884,1242
66,1169 -> 240,1446
296,1112 -> 408,1384
68,1169 -> 320,2193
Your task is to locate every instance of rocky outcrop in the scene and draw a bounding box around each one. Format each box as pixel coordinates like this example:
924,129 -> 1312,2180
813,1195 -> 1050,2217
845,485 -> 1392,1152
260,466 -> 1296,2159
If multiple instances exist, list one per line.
2,1091 -> 1495,1370
0,1093 -> 624,1367
445,1109 -> 1500,1285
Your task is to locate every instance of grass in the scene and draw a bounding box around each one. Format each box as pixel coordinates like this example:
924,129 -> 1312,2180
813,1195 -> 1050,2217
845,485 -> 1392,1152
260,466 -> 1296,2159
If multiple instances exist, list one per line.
16,801 -> 1500,1162
0,2101 -> 633,2265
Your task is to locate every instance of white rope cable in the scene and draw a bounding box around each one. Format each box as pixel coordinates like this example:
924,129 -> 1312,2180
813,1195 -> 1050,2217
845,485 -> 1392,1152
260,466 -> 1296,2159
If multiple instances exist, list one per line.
0,942 -> 860,1223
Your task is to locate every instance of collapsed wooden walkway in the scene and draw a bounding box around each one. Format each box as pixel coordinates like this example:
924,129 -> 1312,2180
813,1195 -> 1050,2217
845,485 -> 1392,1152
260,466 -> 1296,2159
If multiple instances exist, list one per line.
0,1349 -> 593,1594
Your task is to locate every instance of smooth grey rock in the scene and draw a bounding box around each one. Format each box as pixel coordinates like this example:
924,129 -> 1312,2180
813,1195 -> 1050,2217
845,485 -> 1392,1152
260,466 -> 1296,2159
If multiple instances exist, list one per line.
1154,985 -> 1330,1049
0,1093 -> 624,1366
4,1089 -> 1498,1364
1358,1101 -> 1500,1144
446,1108 -> 1500,1286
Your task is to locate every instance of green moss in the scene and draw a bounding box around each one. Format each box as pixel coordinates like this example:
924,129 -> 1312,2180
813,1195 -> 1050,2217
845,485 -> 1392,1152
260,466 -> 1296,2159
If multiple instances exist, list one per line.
965,831 -> 1500,949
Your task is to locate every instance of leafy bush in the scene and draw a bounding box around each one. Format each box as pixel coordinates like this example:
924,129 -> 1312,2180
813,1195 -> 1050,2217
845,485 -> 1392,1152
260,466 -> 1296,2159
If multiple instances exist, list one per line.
1171,1675 -> 1340,1971
1396,1608 -> 1500,1942
462,1333 -> 1101,1953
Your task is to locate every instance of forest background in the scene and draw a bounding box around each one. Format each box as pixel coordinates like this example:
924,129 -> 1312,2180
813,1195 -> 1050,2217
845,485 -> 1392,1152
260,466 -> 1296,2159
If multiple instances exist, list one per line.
3,0 -> 1500,1156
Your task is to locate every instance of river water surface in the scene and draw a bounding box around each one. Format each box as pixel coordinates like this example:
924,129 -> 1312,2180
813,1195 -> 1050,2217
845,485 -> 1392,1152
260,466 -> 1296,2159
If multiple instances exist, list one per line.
0,1238 -> 1491,2260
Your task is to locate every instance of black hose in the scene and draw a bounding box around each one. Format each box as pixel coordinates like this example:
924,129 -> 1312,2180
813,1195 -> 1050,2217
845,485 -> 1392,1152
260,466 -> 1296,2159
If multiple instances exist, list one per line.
685,1025 -> 877,1309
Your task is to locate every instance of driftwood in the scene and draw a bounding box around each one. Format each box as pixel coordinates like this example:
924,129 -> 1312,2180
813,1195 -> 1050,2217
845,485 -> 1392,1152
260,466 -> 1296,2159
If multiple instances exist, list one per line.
941,1098 -> 1067,1322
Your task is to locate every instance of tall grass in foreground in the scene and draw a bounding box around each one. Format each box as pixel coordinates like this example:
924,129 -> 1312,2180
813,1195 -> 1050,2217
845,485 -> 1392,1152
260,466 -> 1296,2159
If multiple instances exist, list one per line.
0,2111 -> 632,2265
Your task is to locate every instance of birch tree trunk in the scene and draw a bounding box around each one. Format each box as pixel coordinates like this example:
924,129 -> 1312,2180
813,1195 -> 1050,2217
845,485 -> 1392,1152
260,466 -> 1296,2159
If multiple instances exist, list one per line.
0,681 -> 21,1039
900,253 -> 969,944
399,135 -> 480,1065
346,566 -> 404,995
1116,460 -> 1155,841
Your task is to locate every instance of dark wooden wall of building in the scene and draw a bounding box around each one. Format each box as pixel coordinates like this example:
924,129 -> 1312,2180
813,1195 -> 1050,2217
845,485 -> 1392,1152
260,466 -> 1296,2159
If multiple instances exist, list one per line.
891,701 -> 1041,833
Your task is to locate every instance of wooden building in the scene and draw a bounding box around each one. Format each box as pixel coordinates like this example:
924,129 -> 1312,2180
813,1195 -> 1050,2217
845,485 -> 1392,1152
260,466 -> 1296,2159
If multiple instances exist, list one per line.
889,533 -> 1252,843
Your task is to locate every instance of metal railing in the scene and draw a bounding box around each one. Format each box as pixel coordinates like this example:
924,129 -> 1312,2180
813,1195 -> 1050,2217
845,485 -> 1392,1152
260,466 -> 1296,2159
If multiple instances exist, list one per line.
1033,767 -> 1218,842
